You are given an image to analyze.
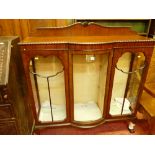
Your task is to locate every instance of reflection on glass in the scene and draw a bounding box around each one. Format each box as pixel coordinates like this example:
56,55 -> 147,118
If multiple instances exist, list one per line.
29,56 -> 66,122
73,54 -> 108,122
110,52 -> 145,116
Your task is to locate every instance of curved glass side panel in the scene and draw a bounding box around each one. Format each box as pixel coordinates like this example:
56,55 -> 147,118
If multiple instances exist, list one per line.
29,56 -> 66,122
73,54 -> 108,122
110,52 -> 145,116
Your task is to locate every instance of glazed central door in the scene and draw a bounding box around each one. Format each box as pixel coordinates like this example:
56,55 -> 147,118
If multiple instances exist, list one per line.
28,53 -> 69,124
70,51 -> 110,124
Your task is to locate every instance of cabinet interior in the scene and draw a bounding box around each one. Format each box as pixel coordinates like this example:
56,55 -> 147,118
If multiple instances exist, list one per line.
73,54 -> 108,121
28,51 -> 146,122
29,56 -> 66,122
110,52 -> 145,116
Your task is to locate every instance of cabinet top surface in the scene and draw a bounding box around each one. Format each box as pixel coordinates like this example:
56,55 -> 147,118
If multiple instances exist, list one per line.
20,35 -> 152,44
19,22 -> 154,45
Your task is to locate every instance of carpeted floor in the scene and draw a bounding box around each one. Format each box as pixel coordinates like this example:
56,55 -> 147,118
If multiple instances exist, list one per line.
34,120 -> 154,135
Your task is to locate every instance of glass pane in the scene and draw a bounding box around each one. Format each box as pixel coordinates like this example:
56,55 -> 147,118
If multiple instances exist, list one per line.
110,52 -> 145,116
127,52 -> 145,112
73,54 -> 108,122
29,56 -> 66,122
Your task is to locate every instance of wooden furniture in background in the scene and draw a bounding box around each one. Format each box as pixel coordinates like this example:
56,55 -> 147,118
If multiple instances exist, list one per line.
0,19 -> 22,38
137,19 -> 155,132
139,85 -> 155,134
0,36 -> 33,134
19,19 -> 73,39
19,23 -> 155,133
0,19 -> 74,40
138,36 -> 155,134
145,47 -> 155,84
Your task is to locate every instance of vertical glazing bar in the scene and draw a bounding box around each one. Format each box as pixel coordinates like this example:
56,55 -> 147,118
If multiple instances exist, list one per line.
121,54 -> 135,115
47,77 -> 54,122
32,59 -> 41,115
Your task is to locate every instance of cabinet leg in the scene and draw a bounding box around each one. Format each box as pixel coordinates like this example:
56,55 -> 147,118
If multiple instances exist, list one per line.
148,118 -> 154,135
128,121 -> 135,133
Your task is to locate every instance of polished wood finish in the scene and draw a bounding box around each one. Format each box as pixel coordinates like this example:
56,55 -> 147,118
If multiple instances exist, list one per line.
145,47 -> 155,84
0,121 -> 18,135
19,22 -> 155,132
27,23 -> 137,37
0,20 -> 16,36
139,44 -> 155,133
140,90 -> 155,117
0,19 -> 73,40
19,19 -> 73,39
0,20 -> 22,38
144,83 -> 155,98
0,105 -> 14,119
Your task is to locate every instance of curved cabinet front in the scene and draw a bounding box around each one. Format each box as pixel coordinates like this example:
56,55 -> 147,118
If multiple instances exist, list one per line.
20,41 -> 154,129
69,49 -> 112,127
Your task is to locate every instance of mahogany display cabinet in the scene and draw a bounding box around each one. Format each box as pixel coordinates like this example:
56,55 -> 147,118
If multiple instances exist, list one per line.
19,22 -> 155,133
